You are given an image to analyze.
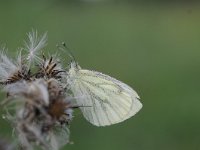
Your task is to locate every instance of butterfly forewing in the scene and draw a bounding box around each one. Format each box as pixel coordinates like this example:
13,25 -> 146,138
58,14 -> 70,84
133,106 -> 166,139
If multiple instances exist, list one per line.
67,64 -> 142,126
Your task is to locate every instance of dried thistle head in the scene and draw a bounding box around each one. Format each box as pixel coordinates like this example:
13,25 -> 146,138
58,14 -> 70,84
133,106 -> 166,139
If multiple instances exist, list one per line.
0,51 -> 29,85
0,31 -> 76,150
36,55 -> 65,79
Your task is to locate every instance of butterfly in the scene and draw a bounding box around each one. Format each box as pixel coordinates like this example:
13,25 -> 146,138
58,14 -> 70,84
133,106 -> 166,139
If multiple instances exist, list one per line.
61,44 -> 142,127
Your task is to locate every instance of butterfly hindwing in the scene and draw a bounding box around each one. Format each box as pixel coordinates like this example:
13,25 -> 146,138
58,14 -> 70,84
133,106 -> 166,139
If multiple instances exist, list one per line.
67,65 -> 142,126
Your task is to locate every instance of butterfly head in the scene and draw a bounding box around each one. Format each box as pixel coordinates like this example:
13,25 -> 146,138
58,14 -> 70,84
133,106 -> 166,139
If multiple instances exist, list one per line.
68,61 -> 81,77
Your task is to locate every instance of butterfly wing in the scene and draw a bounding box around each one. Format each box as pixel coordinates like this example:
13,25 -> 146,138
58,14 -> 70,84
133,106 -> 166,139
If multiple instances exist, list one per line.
67,66 -> 142,126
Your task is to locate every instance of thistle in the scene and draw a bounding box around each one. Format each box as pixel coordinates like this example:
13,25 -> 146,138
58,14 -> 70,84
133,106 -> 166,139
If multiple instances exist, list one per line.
0,31 -> 75,150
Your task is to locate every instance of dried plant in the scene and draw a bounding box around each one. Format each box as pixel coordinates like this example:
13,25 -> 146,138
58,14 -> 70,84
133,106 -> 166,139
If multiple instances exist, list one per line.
0,31 -> 75,150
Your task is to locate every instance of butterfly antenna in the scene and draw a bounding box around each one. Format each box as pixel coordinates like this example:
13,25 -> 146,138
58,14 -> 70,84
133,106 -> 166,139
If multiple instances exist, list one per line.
57,42 -> 76,63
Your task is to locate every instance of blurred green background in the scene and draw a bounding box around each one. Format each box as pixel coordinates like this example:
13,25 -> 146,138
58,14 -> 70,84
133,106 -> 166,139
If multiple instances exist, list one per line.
0,0 -> 200,150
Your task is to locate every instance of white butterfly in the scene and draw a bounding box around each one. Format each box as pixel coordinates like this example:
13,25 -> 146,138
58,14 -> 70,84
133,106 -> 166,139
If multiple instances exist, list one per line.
66,61 -> 142,127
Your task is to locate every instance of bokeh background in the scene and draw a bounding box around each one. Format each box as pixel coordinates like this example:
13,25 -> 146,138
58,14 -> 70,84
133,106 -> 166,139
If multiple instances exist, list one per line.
0,0 -> 200,150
